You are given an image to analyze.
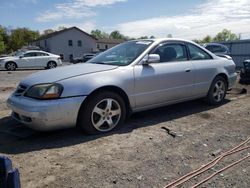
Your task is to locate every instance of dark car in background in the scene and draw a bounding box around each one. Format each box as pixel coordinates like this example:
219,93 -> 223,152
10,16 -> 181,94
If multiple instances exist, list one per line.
70,57 -> 84,64
240,59 -> 250,84
83,54 -> 95,62
70,53 -> 100,64
204,43 -> 230,58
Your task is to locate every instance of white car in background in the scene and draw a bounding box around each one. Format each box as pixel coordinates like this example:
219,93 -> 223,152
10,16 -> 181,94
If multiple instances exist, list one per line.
0,50 -> 62,71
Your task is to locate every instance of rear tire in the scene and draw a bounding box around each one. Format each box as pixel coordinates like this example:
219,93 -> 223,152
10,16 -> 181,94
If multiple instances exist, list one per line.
5,62 -> 17,71
205,76 -> 227,105
77,91 -> 126,134
47,61 -> 57,69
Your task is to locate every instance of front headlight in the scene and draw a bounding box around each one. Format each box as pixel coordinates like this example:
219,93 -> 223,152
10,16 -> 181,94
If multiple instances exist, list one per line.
25,83 -> 63,99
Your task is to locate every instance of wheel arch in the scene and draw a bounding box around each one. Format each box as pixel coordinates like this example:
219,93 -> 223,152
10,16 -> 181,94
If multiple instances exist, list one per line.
5,61 -> 18,68
47,60 -> 57,65
77,85 -> 132,124
46,60 -> 57,69
214,73 -> 229,88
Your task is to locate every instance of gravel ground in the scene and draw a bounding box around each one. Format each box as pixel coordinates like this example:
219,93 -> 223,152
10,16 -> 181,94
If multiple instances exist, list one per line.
0,68 -> 249,188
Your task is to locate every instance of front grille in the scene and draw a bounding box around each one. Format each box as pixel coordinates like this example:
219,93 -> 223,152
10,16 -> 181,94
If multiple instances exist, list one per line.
14,84 -> 28,96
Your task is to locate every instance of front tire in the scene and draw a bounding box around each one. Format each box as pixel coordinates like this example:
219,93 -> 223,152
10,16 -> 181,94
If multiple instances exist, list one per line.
205,76 -> 227,105
78,91 -> 126,134
47,61 -> 57,69
5,62 -> 17,71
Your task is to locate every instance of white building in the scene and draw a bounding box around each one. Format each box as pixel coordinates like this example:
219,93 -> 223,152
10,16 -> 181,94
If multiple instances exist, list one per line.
96,38 -> 125,52
32,27 -> 97,61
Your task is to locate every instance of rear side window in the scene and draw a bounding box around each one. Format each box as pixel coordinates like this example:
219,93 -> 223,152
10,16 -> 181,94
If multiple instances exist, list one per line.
152,43 -> 188,62
188,43 -> 212,60
36,52 -> 49,56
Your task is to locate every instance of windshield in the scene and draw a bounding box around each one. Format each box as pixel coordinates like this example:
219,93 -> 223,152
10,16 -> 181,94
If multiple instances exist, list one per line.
14,51 -> 24,57
89,40 -> 153,66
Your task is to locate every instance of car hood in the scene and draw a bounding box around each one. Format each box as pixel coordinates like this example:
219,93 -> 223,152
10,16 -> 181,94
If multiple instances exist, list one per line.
0,56 -> 16,61
21,63 -> 118,86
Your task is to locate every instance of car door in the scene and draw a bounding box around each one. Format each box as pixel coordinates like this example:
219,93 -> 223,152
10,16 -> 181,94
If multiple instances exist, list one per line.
186,43 -> 216,96
35,52 -> 50,67
134,42 -> 195,108
19,52 -> 37,68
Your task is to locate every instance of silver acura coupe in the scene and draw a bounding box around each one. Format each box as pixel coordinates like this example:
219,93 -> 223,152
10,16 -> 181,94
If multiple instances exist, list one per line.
7,39 -> 237,134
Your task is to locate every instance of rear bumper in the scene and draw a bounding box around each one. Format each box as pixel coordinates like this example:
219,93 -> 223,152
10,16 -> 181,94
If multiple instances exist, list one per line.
7,94 -> 86,131
228,72 -> 237,89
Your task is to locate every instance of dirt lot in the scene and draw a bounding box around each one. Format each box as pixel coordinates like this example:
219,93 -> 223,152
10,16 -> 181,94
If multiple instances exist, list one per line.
0,69 -> 249,188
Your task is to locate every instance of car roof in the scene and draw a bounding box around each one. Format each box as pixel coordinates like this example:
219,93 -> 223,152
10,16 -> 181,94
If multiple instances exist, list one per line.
129,38 -> 201,46
134,38 -> 193,42
23,50 -> 49,53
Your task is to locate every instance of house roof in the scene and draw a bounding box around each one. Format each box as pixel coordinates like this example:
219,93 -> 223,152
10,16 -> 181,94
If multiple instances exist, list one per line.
33,27 -> 97,42
97,38 -> 125,44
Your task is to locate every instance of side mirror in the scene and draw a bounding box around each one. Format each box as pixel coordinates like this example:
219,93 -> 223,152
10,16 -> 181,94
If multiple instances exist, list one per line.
143,54 -> 160,65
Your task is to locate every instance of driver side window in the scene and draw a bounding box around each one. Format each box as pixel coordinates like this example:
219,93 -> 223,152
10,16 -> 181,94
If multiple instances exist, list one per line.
151,43 -> 188,63
23,52 -> 36,57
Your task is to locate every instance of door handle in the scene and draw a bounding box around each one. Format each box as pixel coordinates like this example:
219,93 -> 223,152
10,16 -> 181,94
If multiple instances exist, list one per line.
185,69 -> 191,72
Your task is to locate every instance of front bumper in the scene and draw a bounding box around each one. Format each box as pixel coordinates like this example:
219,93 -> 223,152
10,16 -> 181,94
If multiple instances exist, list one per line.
7,94 -> 86,131
0,63 -> 5,69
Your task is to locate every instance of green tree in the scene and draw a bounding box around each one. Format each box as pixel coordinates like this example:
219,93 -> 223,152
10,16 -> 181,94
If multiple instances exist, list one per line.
0,27 -> 6,54
213,29 -> 239,42
57,26 -> 67,31
192,39 -> 201,44
101,32 -> 110,39
43,29 -> 54,35
90,29 -> 109,39
9,28 -> 40,51
0,36 -> 5,54
0,26 -> 11,54
201,35 -> 212,43
138,36 -> 149,39
91,29 -> 102,38
109,30 -> 125,39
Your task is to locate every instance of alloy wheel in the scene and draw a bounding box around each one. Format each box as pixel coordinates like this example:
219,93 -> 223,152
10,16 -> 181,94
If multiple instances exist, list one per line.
48,62 -> 56,69
6,63 -> 16,71
91,98 -> 121,132
213,80 -> 226,102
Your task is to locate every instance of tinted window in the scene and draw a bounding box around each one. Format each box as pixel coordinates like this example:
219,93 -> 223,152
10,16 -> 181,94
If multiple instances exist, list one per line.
152,43 -> 187,62
205,45 -> 213,51
208,45 -> 223,53
23,52 -> 36,57
36,52 -> 49,56
188,44 -> 212,60
206,45 -> 228,53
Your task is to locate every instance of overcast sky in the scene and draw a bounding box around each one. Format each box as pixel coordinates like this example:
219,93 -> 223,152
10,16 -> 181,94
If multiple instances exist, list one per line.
1,0 -> 250,39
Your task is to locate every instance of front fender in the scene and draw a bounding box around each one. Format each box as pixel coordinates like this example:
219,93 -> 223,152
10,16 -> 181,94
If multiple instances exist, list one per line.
58,67 -> 135,107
